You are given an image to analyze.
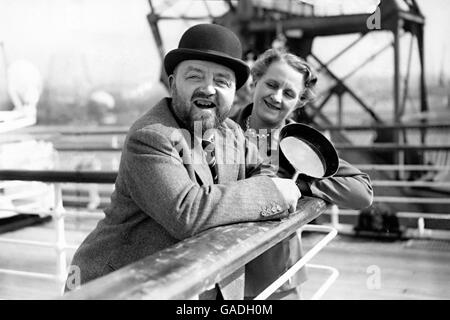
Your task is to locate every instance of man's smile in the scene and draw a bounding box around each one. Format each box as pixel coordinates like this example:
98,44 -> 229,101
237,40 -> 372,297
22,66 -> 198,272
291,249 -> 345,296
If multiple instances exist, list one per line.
193,98 -> 217,109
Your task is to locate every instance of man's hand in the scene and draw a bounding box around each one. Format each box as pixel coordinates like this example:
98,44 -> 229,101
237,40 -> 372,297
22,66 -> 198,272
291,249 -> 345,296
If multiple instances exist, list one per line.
271,177 -> 302,213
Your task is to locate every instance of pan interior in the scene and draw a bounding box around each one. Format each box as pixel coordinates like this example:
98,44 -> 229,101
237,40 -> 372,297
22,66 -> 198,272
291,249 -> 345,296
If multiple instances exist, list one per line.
279,136 -> 325,178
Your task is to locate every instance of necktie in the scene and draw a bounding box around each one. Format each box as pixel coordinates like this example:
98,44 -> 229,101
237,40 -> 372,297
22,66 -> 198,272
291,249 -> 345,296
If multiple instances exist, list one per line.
202,138 -> 218,184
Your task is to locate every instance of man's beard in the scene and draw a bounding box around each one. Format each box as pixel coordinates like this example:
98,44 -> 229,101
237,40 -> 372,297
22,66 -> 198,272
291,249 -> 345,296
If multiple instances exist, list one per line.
171,84 -> 229,135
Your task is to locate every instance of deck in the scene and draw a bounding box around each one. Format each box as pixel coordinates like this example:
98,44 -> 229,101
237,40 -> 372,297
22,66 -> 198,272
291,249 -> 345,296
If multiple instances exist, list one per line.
0,217 -> 449,300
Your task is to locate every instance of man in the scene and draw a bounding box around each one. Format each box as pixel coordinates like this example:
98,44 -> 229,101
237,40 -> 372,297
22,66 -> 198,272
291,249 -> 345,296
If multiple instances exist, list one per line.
65,24 -> 300,299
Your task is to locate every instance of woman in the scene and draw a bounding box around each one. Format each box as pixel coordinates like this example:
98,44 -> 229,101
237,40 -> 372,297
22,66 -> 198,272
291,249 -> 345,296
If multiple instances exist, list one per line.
232,48 -> 373,299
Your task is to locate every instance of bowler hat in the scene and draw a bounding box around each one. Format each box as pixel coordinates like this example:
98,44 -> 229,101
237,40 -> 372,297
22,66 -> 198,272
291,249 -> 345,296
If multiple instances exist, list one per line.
164,24 -> 250,90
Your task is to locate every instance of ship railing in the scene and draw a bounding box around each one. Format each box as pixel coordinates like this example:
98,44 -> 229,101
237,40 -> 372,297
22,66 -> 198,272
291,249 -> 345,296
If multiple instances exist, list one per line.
317,121 -> 450,239
62,200 -> 336,300
0,169 -> 338,300
1,121 -> 449,297
46,144 -> 449,240
10,129 -> 449,239
44,164 -> 449,239
0,170 -> 116,284
325,162 -> 450,240
9,123 -> 450,239
321,121 -> 450,178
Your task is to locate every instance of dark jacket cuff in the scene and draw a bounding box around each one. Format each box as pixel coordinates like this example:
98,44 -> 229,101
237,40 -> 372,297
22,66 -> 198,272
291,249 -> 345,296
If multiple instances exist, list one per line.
296,178 -> 313,196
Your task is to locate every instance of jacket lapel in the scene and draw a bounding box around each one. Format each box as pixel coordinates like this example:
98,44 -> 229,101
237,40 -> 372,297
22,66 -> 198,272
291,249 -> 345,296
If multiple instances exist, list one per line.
157,98 -> 214,186
214,129 -> 239,184
191,138 -> 214,186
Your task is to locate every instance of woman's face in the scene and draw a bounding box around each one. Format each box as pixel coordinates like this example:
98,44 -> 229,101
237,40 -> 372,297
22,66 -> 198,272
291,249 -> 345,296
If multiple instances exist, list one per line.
252,60 -> 305,127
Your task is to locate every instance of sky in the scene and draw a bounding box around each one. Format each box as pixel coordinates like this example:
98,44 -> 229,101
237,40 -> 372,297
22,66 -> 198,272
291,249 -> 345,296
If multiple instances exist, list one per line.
417,0 -> 450,79
309,0 -> 450,81
0,0 -> 449,98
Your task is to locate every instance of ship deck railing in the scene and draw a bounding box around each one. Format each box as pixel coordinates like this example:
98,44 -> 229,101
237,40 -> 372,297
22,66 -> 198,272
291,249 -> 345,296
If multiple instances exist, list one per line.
1,121 -> 450,298
0,169 -> 338,300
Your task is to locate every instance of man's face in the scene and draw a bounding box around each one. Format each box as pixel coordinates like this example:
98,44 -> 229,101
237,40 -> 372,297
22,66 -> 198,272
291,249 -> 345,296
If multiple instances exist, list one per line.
169,60 -> 236,134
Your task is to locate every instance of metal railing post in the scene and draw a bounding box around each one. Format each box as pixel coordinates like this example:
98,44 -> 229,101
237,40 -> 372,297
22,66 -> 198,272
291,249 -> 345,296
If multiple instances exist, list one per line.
111,135 -> 119,149
53,183 -> 67,283
330,204 -> 340,228
418,217 -> 425,238
307,264 -> 339,300
254,224 -> 338,300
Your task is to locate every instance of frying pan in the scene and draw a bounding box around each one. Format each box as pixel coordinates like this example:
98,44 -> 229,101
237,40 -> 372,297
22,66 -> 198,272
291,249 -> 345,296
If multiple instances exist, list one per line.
279,123 -> 339,180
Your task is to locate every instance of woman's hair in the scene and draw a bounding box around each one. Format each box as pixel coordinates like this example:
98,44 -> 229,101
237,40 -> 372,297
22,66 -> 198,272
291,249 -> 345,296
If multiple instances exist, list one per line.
250,48 -> 317,107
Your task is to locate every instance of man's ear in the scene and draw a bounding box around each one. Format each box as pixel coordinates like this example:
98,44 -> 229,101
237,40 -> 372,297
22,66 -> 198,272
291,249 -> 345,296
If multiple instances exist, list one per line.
168,74 -> 175,90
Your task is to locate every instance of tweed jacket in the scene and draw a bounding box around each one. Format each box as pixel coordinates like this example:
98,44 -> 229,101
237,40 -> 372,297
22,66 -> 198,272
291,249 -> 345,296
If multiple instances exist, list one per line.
67,98 -> 290,298
233,103 -> 374,297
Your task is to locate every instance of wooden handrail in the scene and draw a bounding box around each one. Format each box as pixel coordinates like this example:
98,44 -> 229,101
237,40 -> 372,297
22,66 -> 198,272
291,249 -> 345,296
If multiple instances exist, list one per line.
355,164 -> 449,171
325,208 -> 450,220
334,144 -> 450,151
320,122 -> 450,131
0,170 -> 117,183
50,144 -> 450,152
13,126 -> 129,136
8,122 -> 450,136
55,147 -> 123,152
62,197 -> 327,300
374,196 -> 450,204
371,180 -> 450,187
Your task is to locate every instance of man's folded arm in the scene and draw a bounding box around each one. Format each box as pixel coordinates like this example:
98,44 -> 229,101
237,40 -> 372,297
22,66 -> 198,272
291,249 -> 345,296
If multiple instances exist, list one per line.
124,129 -> 290,240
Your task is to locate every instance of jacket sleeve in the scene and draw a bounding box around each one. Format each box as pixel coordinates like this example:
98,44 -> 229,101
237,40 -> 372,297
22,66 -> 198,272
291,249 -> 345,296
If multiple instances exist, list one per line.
296,158 -> 373,210
123,128 -> 290,240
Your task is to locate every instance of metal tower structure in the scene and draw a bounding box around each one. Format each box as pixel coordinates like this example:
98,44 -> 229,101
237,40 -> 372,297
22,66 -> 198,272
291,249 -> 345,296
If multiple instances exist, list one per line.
147,0 -> 429,133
